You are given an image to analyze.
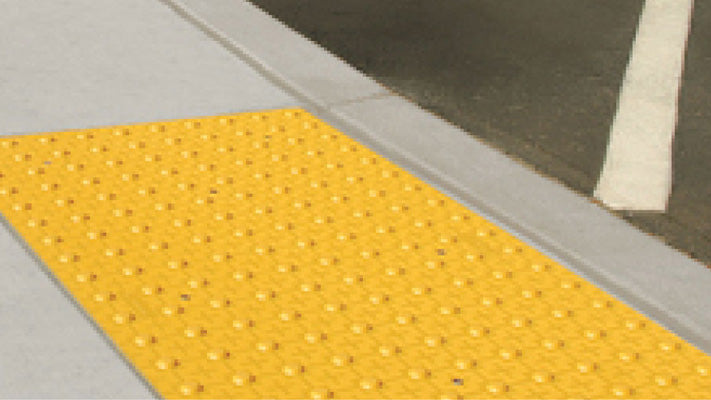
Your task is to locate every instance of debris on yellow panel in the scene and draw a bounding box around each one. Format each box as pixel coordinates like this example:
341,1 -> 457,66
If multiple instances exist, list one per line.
0,109 -> 710,398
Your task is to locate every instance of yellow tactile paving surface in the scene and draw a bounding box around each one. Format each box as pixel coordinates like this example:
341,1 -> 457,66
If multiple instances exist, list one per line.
0,109 -> 710,399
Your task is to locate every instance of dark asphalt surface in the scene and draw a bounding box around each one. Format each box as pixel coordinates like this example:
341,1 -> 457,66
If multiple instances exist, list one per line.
627,0 -> 711,266
250,0 -> 711,266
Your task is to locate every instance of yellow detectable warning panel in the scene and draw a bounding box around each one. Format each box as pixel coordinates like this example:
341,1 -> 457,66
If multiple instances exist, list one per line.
0,109 -> 710,399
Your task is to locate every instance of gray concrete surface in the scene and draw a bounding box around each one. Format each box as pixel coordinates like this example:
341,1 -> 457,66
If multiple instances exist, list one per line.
0,0 -> 299,136
161,0 -> 389,109
0,0 -> 300,397
247,0 -> 711,266
0,221 -> 157,399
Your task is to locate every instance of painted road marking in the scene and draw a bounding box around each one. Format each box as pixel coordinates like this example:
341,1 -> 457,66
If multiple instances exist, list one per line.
595,0 -> 694,211
1,110 -> 710,398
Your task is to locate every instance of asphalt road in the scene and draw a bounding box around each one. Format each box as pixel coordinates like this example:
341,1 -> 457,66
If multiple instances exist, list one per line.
627,0 -> 711,266
250,0 -> 711,266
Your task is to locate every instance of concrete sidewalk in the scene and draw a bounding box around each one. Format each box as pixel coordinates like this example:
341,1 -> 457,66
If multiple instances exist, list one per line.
0,1 -> 302,397
2,0 -> 711,398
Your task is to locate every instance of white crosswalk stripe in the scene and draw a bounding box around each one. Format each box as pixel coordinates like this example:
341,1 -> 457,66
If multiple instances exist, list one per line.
595,0 -> 695,211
